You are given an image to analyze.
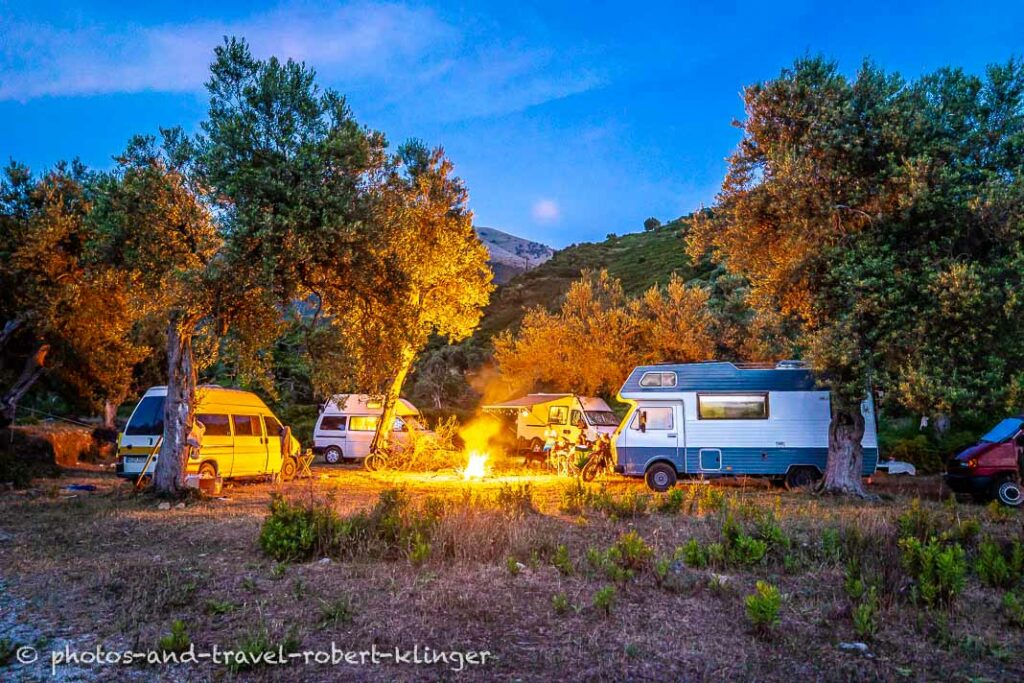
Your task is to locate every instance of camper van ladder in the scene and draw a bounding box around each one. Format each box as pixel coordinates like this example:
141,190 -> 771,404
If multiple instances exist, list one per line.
133,437 -> 163,491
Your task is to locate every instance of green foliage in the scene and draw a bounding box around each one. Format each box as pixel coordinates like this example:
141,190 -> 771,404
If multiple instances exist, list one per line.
821,528 -> 842,564
551,592 -> 570,615
505,556 -> 521,576
204,599 -> 238,616
852,588 -> 880,640
258,495 -> 342,562
158,620 -> 190,654
1003,590 -> 1024,628
976,540 -> 1015,589
897,499 -> 941,541
744,581 -> 781,633
318,597 -> 355,629
899,537 -> 967,608
655,487 -> 687,514
608,531 -> 654,571
681,539 -> 709,568
559,479 -> 593,515
552,544 -> 573,576
593,585 -> 616,616
495,483 -> 536,519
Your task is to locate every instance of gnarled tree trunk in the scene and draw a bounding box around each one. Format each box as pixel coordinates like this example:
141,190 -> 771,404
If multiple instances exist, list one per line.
154,315 -> 197,496
0,342 -> 49,427
821,400 -> 868,496
102,399 -> 118,431
370,344 -> 416,454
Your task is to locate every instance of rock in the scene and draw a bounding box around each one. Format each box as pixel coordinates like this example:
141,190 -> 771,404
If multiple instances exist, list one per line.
157,502 -> 171,511
839,642 -> 869,654
0,530 -> 13,544
318,557 -> 332,565
174,502 -> 186,509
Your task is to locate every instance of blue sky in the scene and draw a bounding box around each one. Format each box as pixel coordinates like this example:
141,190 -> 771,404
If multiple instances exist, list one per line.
1,1 -> 1022,247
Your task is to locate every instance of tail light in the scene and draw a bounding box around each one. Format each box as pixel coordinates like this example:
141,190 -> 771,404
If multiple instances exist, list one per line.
967,457 -> 978,469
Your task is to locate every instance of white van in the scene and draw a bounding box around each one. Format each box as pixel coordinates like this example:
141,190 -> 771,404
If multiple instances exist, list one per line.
116,385 -> 302,481
313,394 -> 430,464
482,393 -> 620,452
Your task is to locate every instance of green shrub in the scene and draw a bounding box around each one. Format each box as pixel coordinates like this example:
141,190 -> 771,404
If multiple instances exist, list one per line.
158,620 -> 190,654
753,511 -> 790,554
729,535 -> 768,567
655,488 -> 687,514
852,588 -> 879,640
608,531 -> 654,571
1003,590 -> 1024,628
559,479 -> 593,515
505,556 -> 521,576
821,528 -> 842,564
897,499 -> 940,541
259,495 -> 342,562
318,597 -> 355,628
593,585 -> 616,616
681,539 -> 708,568
899,537 -> 967,608
552,544 -> 573,576
495,483 -> 535,519
976,540 -> 1014,589
744,581 -> 781,633
552,593 -> 570,615
409,533 -> 431,565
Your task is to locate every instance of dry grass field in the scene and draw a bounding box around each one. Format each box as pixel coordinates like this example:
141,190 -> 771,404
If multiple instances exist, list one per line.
1,465 -> 1022,682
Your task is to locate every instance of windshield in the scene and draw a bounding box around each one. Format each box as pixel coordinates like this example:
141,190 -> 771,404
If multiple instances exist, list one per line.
980,418 -> 1024,444
124,396 -> 166,436
586,411 -> 620,427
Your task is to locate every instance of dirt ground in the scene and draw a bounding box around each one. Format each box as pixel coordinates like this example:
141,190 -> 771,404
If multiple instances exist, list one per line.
0,464 -> 1021,682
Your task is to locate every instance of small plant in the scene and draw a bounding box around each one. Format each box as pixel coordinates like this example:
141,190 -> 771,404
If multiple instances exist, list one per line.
506,556 -> 522,576
608,531 -> 654,571
899,537 -> 967,608
681,539 -> 708,568
318,597 -> 355,628
551,592 -> 570,615
654,558 -> 671,586
821,528 -> 842,564
976,539 -> 1013,589
593,585 -> 616,616
700,487 -> 727,514
496,483 -> 535,519
204,599 -> 238,616
655,488 -> 687,514
409,533 -> 431,565
1003,589 -> 1024,628
559,479 -> 593,515
986,500 -> 1014,523
729,535 -> 768,566
954,517 -> 981,546
897,498 -> 939,541
259,495 -> 342,562
744,581 -> 781,634
552,544 -> 573,576
241,577 -> 258,592
852,588 -> 880,640
158,620 -> 190,654
270,563 -> 288,580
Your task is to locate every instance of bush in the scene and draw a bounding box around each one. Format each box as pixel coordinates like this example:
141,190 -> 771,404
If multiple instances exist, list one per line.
655,488 -> 687,514
552,593 -> 570,615
852,588 -> 879,640
158,620 -> 190,654
744,581 -> 781,633
593,585 -> 616,616
899,537 -> 967,608
552,544 -> 573,576
608,531 -> 654,571
976,539 -> 1014,589
680,539 -> 708,568
495,483 -> 535,519
259,495 -> 342,562
1003,590 -> 1024,628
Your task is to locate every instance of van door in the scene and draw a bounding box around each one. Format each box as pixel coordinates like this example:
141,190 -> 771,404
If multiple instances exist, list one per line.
347,415 -> 378,459
263,414 -> 284,473
195,413 -> 233,476
231,415 -> 267,476
621,402 -> 684,472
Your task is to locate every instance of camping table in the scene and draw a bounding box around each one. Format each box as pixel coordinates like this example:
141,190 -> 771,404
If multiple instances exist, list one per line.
296,451 -> 316,479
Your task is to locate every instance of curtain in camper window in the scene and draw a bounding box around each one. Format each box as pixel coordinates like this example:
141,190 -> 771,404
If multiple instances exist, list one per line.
697,394 -> 769,420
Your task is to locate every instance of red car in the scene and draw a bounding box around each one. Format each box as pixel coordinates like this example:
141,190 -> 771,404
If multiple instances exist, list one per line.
945,417 -> 1023,507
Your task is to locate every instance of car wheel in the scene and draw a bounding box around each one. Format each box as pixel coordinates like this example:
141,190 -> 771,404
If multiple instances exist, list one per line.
645,462 -> 677,492
785,467 -> 819,491
995,479 -> 1023,507
198,462 -> 217,479
324,447 -> 343,465
280,457 -> 297,482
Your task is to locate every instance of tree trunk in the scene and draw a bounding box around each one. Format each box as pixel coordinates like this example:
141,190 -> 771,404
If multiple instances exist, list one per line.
154,315 -> 197,496
932,412 -> 951,438
0,318 -> 23,352
102,399 -> 118,431
370,344 -> 416,454
0,342 -> 49,427
821,400 -> 869,497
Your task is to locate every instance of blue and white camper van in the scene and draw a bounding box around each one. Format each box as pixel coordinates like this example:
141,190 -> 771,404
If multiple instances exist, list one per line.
613,361 -> 878,491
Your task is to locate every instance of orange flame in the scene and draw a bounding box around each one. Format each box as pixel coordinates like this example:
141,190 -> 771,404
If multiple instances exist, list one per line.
463,451 -> 489,479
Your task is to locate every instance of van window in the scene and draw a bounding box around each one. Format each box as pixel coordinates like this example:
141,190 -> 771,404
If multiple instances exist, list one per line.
232,415 -> 262,437
547,406 -> 568,425
319,416 -> 347,432
264,415 -> 283,437
630,407 -> 673,430
125,396 -> 166,436
639,372 -> 677,388
570,410 -> 583,427
197,414 -> 231,436
697,394 -> 769,420
349,416 -> 379,432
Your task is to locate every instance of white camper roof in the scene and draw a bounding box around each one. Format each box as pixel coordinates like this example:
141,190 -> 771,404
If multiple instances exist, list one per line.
322,394 -> 420,417
483,394 -> 613,412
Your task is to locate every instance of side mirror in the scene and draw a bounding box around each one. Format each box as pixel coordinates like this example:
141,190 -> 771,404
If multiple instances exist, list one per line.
639,411 -> 647,433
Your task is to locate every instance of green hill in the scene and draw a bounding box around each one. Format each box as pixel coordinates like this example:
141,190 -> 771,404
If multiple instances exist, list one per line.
476,218 -> 713,339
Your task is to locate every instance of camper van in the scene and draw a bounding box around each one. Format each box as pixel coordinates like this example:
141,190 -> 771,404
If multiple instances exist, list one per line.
483,394 -> 621,451
313,394 -> 430,463
116,386 -> 302,481
613,362 -> 878,491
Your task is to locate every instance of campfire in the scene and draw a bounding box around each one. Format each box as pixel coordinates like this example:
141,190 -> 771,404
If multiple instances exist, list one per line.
463,451 -> 489,480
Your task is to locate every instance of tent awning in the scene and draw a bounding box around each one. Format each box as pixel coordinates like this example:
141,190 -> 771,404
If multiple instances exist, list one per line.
482,394 -> 572,411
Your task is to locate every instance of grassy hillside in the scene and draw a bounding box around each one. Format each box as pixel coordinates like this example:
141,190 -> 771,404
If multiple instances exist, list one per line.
476,218 -> 713,339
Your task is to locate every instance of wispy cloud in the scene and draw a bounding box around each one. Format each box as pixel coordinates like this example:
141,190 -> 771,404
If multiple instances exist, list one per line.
531,198 -> 560,224
0,3 -> 604,119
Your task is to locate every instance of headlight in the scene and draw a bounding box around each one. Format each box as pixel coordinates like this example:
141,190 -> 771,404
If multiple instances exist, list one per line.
967,458 -> 978,469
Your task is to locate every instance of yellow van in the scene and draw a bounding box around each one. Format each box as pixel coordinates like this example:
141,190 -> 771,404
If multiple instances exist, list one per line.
115,385 -> 302,482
